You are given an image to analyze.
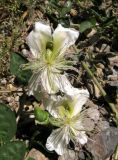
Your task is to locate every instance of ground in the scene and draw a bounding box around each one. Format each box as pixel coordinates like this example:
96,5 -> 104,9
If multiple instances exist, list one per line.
0,0 -> 118,160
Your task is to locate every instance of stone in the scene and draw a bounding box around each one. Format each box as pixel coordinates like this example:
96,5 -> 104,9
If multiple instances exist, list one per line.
26,148 -> 48,160
87,127 -> 118,160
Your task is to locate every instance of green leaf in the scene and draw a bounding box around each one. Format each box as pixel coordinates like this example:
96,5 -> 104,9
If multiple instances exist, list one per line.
0,104 -> 17,143
0,141 -> 26,160
34,107 -> 49,124
60,1 -> 72,17
10,52 -> 32,85
79,18 -> 96,33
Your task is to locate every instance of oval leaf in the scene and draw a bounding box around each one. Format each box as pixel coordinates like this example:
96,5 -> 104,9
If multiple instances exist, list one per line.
0,104 -> 17,142
10,52 -> 32,85
0,141 -> 26,160
80,19 -> 96,33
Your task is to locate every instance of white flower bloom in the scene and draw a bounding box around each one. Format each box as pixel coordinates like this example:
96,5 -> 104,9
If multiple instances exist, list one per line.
46,89 -> 89,155
23,22 -> 79,95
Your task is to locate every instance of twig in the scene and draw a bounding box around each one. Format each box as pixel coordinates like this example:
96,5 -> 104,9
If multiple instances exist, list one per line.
73,45 -> 118,124
82,61 -> 118,120
115,146 -> 118,160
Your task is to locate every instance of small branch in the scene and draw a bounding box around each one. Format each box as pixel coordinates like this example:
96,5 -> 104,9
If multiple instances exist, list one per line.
82,61 -> 118,123
115,146 -> 118,160
73,45 -> 118,123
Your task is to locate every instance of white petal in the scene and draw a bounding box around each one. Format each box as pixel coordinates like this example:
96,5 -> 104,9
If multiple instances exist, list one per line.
76,131 -> 88,145
41,71 -> 73,94
53,24 -> 79,57
41,71 -> 89,116
27,22 -> 51,58
52,74 -> 89,104
40,69 -> 52,94
43,95 -> 62,118
46,127 -> 70,155
73,119 -> 84,131
71,89 -> 89,117
28,72 -> 41,95
28,72 -> 46,101
53,74 -> 74,94
40,70 -> 59,94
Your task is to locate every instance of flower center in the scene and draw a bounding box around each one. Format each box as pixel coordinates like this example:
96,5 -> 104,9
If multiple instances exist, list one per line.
64,117 -> 71,125
45,49 -> 53,66
44,41 -> 54,67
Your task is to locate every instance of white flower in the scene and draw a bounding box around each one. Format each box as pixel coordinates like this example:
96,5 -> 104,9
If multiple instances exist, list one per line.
46,89 -> 89,155
23,22 -> 79,95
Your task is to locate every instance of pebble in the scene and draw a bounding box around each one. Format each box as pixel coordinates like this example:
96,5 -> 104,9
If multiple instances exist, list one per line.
87,127 -> 118,160
100,44 -> 110,52
1,78 -> 7,85
17,88 -> 23,91
15,96 -> 19,102
7,84 -> 17,91
7,97 -> 12,102
96,63 -> 105,69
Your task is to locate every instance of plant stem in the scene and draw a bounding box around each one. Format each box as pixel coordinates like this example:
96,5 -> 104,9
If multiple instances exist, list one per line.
73,45 -> 118,123
82,61 -> 118,123
115,146 -> 118,160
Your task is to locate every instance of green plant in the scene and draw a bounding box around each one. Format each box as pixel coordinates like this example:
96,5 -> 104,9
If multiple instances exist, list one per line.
0,103 -> 26,160
10,52 -> 32,85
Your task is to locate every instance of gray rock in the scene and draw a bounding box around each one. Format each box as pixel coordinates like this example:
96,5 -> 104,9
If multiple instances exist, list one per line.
87,127 -> 118,160
58,150 -> 78,160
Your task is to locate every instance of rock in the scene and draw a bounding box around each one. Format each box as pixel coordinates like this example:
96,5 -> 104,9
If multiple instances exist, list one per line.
108,81 -> 118,87
86,100 -> 98,108
87,127 -> 118,160
87,107 -> 100,122
58,150 -> 78,160
97,120 -> 109,131
17,88 -> 23,92
108,75 -> 118,81
97,63 -> 105,69
26,148 -> 48,160
82,118 -> 95,131
87,28 -> 97,38
7,97 -> 13,103
1,78 -> 7,85
15,96 -> 19,102
6,97 -> 11,102
7,84 -> 17,91
100,44 -> 110,53
108,56 -> 118,67
107,63 -> 118,87
96,67 -> 104,78
78,150 -> 85,160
